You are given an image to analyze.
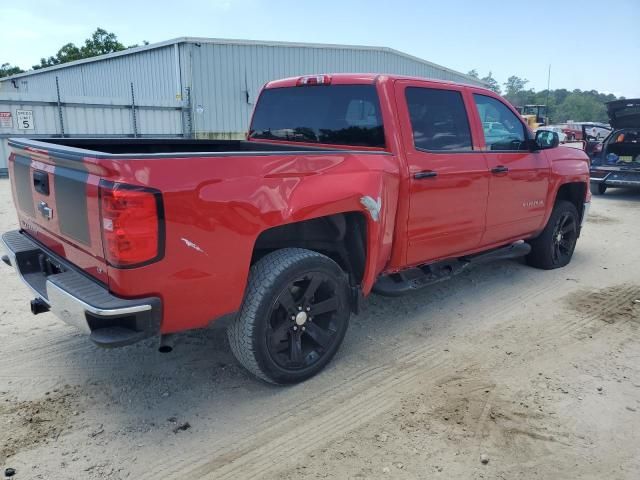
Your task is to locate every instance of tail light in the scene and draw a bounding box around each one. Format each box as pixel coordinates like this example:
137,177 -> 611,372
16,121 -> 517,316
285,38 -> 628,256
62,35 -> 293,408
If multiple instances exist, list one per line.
99,181 -> 164,268
297,75 -> 332,86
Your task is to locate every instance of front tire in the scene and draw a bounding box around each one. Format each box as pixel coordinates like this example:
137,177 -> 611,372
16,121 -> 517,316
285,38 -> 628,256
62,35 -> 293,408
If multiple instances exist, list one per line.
526,201 -> 579,270
228,248 -> 350,384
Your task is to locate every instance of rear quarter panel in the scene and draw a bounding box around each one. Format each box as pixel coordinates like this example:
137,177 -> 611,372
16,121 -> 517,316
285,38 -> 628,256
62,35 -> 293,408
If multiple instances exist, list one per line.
102,151 -> 400,333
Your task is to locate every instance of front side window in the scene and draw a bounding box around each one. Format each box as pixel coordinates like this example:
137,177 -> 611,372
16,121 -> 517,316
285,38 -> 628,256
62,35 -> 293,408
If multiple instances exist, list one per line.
473,94 -> 527,151
249,85 -> 385,148
405,87 -> 472,151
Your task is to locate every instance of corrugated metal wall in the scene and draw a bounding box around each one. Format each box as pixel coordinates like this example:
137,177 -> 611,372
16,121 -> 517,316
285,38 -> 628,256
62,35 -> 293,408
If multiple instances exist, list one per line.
5,46 -> 180,102
0,92 -> 185,175
189,42 -> 480,137
1,39 -> 484,141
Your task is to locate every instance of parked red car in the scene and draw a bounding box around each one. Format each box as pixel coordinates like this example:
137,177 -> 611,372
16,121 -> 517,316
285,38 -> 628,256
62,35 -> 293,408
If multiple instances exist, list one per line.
2,74 -> 591,383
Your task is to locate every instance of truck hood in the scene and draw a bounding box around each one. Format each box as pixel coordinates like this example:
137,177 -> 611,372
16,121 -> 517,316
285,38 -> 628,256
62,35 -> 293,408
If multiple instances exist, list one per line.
606,99 -> 640,129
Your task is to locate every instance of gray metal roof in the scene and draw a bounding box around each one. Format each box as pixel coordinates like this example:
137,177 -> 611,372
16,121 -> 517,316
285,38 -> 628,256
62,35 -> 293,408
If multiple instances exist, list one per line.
1,36 -> 482,86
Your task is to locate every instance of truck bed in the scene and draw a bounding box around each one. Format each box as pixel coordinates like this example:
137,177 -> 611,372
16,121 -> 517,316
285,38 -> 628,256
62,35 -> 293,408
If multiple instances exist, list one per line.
14,138 -> 342,157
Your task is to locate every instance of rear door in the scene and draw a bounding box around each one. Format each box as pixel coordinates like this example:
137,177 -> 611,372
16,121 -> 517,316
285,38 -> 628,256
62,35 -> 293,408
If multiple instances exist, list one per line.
8,141 -> 108,283
468,93 -> 550,245
394,80 -> 490,265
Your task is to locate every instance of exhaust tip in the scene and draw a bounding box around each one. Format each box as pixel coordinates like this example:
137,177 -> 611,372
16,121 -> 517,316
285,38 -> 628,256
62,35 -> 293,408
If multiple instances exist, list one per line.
158,334 -> 175,353
30,298 -> 50,315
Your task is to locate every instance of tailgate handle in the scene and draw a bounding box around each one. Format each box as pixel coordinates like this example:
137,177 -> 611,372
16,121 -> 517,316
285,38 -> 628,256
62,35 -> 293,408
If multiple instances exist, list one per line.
33,170 -> 50,195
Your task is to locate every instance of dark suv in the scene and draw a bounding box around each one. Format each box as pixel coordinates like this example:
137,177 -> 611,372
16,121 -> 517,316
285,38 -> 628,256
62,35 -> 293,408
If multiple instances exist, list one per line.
590,99 -> 640,195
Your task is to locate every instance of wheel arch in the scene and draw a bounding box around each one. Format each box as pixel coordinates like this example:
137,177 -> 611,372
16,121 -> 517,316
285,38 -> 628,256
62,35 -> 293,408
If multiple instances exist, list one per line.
554,181 -> 587,219
251,212 -> 368,288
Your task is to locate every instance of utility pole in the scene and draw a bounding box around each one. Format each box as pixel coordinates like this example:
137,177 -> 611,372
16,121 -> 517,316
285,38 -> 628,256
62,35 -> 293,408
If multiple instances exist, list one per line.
545,64 -> 551,123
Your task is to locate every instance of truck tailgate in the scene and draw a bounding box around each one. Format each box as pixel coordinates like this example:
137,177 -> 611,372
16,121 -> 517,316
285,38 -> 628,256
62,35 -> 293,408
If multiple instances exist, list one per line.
8,143 -> 109,285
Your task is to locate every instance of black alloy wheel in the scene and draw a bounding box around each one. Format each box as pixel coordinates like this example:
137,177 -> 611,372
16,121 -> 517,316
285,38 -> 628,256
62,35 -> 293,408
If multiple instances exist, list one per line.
228,248 -> 350,384
551,210 -> 578,265
526,200 -> 580,270
267,271 -> 345,370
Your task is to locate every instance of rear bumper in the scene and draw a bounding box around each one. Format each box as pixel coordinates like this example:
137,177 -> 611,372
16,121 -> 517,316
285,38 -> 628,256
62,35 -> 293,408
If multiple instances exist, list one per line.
1,230 -> 161,348
590,169 -> 640,188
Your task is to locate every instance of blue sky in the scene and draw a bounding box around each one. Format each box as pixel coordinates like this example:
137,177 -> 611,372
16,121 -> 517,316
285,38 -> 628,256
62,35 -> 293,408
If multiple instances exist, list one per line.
2,0 -> 639,97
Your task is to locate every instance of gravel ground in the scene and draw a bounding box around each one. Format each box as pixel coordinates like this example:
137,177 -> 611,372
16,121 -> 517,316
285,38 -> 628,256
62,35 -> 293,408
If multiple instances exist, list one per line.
1,177 -> 639,479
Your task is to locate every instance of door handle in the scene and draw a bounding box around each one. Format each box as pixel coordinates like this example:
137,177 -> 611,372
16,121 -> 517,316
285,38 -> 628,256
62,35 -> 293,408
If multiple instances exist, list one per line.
491,165 -> 509,174
414,170 -> 438,179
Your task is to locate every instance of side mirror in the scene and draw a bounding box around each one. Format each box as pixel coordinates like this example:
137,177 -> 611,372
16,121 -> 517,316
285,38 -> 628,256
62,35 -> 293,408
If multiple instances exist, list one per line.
534,130 -> 560,149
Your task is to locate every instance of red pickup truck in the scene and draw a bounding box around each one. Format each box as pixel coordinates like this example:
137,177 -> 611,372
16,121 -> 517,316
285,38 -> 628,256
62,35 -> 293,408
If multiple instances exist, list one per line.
1,74 -> 591,384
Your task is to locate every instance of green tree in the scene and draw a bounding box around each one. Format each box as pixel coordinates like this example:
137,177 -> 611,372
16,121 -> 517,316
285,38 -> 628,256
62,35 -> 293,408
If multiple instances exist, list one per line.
0,63 -> 24,78
81,28 -> 126,57
461,70 -> 622,123
555,93 -> 608,123
33,28 -> 128,69
503,75 -> 528,100
127,40 -> 150,49
503,76 -> 537,108
481,71 -> 501,94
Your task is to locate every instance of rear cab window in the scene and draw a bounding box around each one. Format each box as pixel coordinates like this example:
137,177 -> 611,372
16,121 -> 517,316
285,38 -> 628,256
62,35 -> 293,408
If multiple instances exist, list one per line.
249,85 -> 385,148
405,87 -> 473,151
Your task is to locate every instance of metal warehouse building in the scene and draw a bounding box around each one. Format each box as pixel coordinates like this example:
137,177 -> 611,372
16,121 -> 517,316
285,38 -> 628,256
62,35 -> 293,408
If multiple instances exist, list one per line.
0,37 -> 484,173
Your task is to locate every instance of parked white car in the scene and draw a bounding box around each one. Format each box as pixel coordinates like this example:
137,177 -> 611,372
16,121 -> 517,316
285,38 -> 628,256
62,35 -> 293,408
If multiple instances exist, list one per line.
566,122 -> 612,141
583,123 -> 612,141
537,125 -> 567,143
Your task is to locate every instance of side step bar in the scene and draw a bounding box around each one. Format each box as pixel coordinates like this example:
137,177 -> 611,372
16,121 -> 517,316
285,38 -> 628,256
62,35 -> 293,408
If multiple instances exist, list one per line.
373,241 -> 531,297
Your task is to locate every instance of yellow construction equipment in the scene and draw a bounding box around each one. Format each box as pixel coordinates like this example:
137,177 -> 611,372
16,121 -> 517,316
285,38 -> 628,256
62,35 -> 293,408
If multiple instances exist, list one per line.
516,105 -> 548,130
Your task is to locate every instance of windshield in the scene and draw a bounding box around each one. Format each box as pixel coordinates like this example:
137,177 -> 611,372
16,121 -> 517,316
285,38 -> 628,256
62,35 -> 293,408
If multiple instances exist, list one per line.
249,85 -> 385,148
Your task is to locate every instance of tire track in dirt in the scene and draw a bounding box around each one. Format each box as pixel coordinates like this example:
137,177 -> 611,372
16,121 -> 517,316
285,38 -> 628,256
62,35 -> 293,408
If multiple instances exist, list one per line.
144,277 -> 612,479
561,284 -> 640,340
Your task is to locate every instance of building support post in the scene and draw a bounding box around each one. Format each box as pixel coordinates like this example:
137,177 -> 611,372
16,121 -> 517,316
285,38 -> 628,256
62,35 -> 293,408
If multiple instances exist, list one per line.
55,76 -> 65,137
184,86 -> 193,138
130,82 -> 138,138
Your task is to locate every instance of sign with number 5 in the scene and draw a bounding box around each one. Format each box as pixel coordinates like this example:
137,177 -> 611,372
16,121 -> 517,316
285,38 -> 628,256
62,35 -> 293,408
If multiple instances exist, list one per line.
16,110 -> 34,130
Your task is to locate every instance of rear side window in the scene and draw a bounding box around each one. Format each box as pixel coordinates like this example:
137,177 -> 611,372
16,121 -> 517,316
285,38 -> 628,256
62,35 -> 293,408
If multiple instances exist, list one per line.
473,94 -> 527,151
405,87 -> 472,151
249,85 -> 385,148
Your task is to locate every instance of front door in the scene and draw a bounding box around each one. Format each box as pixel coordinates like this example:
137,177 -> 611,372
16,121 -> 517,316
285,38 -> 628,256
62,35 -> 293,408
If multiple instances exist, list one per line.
395,81 -> 490,266
469,93 -> 551,245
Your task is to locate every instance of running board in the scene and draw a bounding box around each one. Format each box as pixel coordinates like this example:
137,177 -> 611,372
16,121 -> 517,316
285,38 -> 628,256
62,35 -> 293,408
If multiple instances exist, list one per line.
461,240 -> 531,265
373,241 -> 531,297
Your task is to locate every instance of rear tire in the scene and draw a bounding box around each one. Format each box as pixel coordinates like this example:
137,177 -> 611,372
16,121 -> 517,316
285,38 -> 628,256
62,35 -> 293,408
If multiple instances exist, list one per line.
228,248 -> 350,384
526,201 -> 579,270
590,182 -> 607,195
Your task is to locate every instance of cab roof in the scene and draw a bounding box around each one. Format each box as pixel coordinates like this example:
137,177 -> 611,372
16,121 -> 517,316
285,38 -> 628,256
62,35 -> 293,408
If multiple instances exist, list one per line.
264,73 -> 495,94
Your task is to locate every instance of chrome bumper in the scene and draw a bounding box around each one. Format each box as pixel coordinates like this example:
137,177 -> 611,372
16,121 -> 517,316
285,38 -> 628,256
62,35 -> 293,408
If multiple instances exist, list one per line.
1,230 -> 161,347
590,170 -> 640,188
581,202 -> 590,227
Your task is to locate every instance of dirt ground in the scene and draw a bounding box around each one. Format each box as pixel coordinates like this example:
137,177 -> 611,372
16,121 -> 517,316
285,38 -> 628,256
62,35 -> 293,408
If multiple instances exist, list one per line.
1,178 -> 639,480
